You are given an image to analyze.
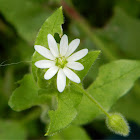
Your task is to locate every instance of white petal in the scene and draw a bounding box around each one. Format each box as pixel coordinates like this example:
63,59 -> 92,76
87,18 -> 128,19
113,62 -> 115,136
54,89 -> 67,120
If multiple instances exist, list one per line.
67,49 -> 88,62
47,34 -> 59,57
57,69 -> 66,92
35,60 -> 55,69
44,66 -> 58,80
60,34 -> 68,56
34,45 -> 55,60
65,39 -> 80,57
67,62 -> 84,71
63,67 -> 80,83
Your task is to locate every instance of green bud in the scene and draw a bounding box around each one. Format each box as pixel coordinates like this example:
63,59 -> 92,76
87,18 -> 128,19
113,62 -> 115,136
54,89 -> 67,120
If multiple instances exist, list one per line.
106,113 -> 130,136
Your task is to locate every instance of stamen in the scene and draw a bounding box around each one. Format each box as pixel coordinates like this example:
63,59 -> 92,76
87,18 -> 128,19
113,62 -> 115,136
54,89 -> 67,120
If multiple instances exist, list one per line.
55,56 -> 67,68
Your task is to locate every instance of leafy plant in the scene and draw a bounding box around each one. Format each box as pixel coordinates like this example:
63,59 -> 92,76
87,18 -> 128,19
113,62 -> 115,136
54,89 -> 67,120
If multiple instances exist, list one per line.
7,7 -> 140,138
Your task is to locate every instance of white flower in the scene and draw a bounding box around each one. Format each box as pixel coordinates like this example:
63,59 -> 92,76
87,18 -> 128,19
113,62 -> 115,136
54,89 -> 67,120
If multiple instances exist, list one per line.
34,34 -> 88,92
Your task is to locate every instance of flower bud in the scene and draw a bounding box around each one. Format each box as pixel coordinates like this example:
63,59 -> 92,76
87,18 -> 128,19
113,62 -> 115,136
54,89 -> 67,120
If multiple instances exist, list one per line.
106,113 -> 130,136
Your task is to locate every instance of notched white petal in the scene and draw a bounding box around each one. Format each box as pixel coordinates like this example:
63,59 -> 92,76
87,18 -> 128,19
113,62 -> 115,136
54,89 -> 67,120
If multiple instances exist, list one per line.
47,34 -> 59,57
57,69 -> 66,92
35,60 -> 55,69
67,62 -> 84,71
60,34 -> 68,56
65,39 -> 80,57
63,67 -> 80,83
44,66 -> 58,80
34,45 -> 55,60
67,49 -> 88,62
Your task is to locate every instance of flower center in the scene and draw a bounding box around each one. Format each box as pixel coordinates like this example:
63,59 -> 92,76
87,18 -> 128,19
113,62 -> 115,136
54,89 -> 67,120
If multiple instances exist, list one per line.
55,56 -> 67,68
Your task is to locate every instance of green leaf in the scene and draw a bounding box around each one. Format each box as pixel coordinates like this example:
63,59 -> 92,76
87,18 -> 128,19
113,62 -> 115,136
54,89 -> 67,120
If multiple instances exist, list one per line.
48,125 -> 90,140
0,120 -> 27,140
73,60 -> 140,125
8,74 -> 55,111
0,0 -> 51,42
46,83 -> 83,136
32,6 -> 63,84
111,89 -> 140,125
8,74 -> 84,136
77,50 -> 101,80
116,0 -> 140,17
36,51 -> 100,135
100,7 -> 140,59
35,7 -> 63,47
34,51 -> 100,131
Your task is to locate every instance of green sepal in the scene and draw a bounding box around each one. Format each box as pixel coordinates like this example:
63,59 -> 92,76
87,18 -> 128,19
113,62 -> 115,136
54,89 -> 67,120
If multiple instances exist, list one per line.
106,113 -> 130,136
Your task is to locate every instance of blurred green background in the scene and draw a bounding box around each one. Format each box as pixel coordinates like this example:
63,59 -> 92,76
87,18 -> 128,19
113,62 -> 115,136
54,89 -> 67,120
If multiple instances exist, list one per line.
0,0 -> 140,139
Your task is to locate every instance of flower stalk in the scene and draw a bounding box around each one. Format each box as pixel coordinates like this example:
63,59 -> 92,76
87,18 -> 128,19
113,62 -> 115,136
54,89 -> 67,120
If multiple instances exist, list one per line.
74,83 -> 130,136
74,83 -> 110,117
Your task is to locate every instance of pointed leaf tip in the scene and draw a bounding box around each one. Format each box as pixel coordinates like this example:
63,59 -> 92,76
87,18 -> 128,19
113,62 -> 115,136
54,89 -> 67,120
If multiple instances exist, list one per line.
59,6 -> 63,10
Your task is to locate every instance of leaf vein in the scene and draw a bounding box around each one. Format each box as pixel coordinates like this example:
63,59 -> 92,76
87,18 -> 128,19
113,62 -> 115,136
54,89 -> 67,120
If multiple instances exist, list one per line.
88,65 -> 140,90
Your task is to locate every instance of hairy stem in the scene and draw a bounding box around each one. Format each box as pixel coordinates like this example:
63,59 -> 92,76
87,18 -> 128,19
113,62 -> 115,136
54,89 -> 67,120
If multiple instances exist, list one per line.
74,83 -> 110,117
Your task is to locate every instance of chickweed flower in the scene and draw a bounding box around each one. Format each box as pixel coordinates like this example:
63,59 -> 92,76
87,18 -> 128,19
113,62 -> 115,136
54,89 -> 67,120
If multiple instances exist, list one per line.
34,34 -> 88,92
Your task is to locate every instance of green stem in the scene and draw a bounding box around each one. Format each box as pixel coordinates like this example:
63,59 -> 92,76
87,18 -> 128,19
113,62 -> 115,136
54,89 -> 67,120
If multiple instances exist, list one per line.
83,89 -> 110,117
75,83 -> 110,117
